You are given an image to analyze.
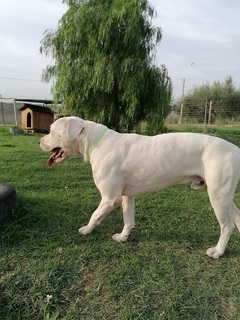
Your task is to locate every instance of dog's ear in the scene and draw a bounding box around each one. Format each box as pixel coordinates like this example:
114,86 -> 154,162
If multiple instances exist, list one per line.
66,117 -> 84,141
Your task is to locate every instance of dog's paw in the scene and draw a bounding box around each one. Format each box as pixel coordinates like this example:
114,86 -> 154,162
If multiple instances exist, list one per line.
206,247 -> 222,259
112,233 -> 128,243
78,226 -> 92,235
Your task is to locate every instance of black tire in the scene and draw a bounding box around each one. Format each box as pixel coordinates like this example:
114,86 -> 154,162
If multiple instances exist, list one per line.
0,183 -> 17,223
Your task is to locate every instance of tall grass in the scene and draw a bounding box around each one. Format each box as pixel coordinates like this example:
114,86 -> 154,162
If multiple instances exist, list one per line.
1,125 -> 240,319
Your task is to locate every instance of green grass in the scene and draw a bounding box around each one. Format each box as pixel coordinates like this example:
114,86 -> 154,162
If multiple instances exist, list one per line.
1,125 -> 240,319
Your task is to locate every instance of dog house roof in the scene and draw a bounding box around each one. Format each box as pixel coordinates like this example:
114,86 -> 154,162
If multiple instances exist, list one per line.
19,103 -> 53,113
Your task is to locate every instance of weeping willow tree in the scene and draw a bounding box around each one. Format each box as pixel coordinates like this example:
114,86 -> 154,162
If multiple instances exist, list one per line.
40,0 -> 172,133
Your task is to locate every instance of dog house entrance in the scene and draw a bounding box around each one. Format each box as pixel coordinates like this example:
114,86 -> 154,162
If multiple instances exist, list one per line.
27,112 -> 32,128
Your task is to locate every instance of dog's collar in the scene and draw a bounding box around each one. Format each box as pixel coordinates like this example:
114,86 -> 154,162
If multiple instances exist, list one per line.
89,127 -> 108,160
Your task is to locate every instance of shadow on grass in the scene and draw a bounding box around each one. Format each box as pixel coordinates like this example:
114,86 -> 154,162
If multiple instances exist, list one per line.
2,191 -> 239,258
0,194 -> 90,249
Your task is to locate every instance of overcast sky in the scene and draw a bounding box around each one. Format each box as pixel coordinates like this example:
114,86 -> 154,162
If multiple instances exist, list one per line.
0,0 -> 239,101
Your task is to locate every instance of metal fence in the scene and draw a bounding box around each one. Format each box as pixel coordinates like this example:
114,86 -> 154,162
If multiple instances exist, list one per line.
166,97 -> 240,126
2,96 -> 240,128
0,99 -> 22,126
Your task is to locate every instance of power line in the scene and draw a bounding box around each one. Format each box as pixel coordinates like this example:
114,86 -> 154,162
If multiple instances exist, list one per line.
169,42 -> 240,71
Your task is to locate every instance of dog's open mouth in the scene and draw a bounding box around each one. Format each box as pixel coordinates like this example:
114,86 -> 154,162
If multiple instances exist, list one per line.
48,148 -> 65,167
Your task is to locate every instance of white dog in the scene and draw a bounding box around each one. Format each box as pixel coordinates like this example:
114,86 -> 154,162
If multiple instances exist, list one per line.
40,116 -> 240,259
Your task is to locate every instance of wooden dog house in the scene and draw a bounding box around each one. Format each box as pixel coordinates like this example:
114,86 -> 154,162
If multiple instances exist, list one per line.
19,104 -> 54,132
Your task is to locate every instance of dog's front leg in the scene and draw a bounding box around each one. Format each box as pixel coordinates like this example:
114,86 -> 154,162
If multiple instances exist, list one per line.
78,197 -> 122,236
112,196 -> 135,242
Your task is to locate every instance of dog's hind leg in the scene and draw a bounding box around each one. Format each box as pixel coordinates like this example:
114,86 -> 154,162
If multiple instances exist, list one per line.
112,196 -> 135,243
206,195 -> 235,259
230,201 -> 240,231
78,196 -> 122,236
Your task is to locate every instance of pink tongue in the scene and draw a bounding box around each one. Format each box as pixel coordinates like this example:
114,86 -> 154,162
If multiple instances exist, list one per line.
47,156 -> 54,167
47,149 -> 60,167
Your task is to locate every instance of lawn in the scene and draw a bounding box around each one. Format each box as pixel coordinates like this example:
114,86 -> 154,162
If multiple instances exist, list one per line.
1,125 -> 240,320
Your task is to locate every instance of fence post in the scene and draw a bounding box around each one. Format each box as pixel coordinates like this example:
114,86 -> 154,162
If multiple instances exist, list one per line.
178,78 -> 185,125
204,86 -> 208,130
13,99 -> 18,127
208,100 -> 212,124
0,95 -> 5,125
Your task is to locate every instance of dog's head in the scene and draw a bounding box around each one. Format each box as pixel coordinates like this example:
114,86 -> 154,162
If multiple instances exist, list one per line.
40,116 -> 84,167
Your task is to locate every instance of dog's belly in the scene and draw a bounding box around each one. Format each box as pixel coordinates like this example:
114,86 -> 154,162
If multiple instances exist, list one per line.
122,175 -> 188,196
121,149 -> 203,196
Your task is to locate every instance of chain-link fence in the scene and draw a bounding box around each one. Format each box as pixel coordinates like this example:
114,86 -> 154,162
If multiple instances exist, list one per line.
166,96 -> 240,126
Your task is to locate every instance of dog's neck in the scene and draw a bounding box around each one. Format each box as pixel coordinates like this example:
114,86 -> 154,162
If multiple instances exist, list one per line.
88,127 -> 108,160
77,120 -> 109,162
